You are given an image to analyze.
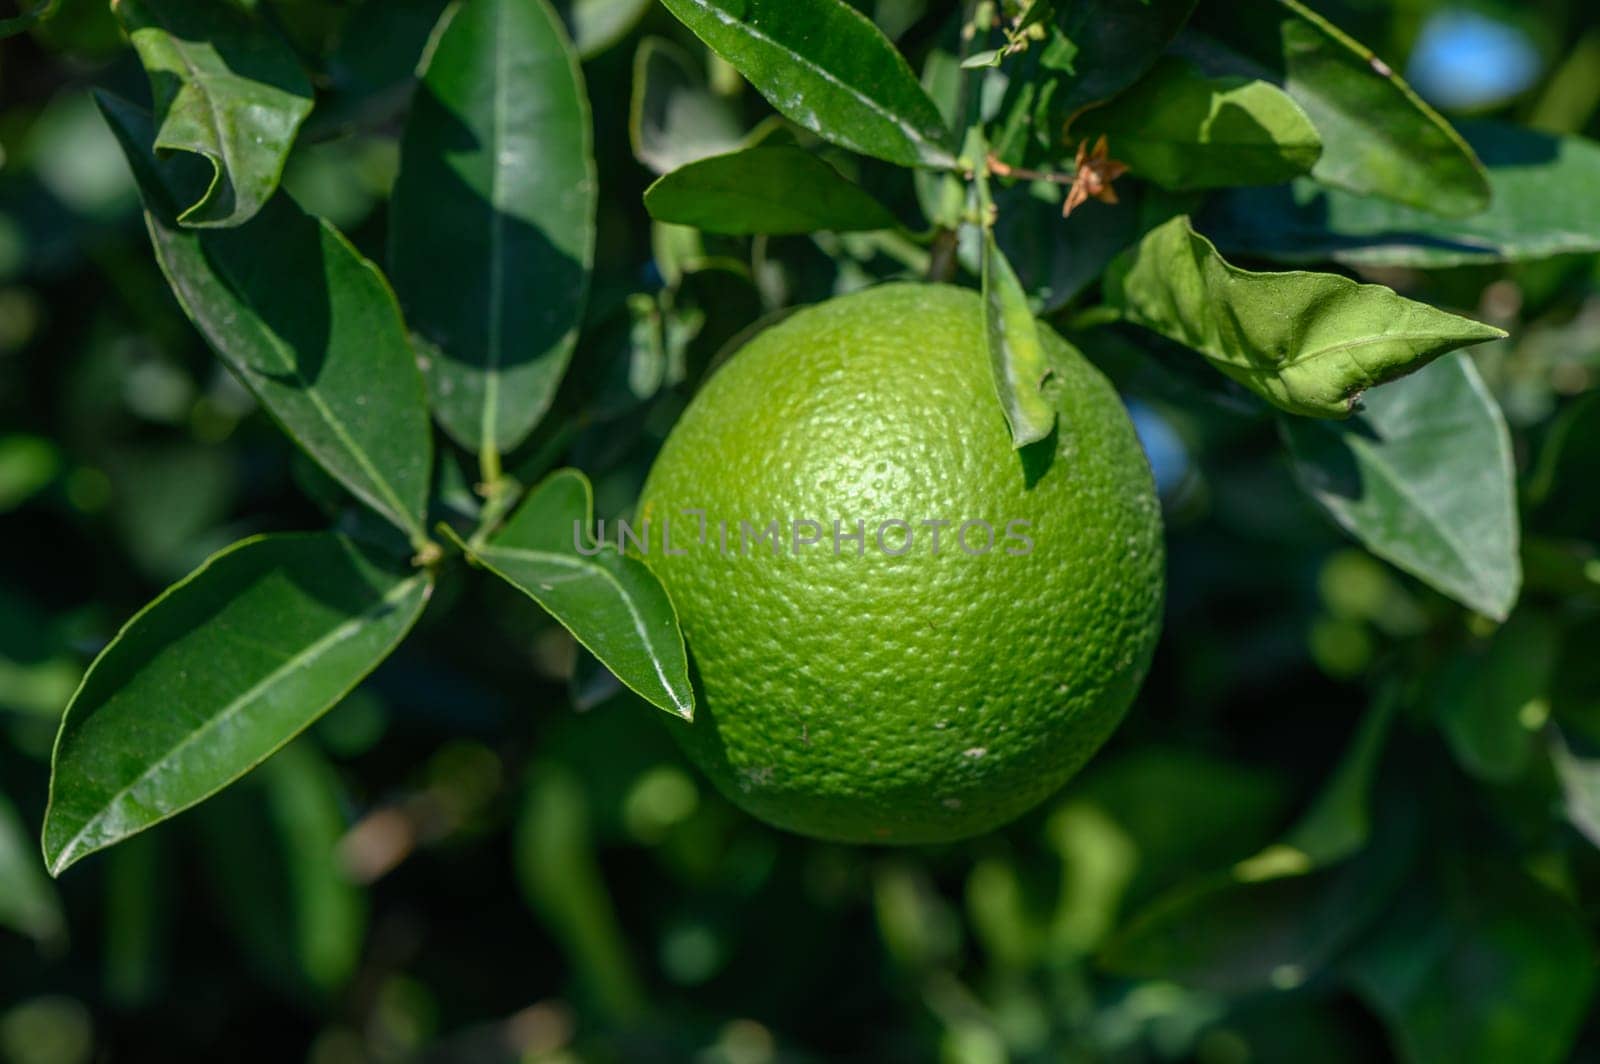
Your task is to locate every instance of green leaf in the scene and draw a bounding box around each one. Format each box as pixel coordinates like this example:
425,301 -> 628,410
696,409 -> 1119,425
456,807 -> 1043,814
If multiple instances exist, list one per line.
1105,216 -> 1506,418
658,0 -> 955,169
981,231 -> 1057,448
42,532 -> 432,876
1281,353 -> 1520,621
629,36 -> 744,175
391,0 -> 596,459
559,0 -> 652,57
0,790 -> 63,945
1201,122 -> 1600,268
0,0 -> 58,38
99,93 -> 434,547
1431,613 -> 1557,783
1076,57 -> 1320,189
113,0 -> 314,228
465,469 -> 693,719
1346,865 -> 1595,1064
644,145 -> 899,235
1191,0 -> 1488,216
1099,810 -> 1413,994
1052,0 -> 1198,114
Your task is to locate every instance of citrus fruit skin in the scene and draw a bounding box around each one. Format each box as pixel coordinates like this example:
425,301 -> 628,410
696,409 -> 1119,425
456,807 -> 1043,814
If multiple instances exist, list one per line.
636,283 -> 1163,844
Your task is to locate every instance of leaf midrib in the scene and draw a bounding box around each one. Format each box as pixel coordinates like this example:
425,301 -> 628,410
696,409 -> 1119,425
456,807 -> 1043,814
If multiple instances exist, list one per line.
479,543 -> 689,714
675,0 -> 950,166
52,559 -> 426,871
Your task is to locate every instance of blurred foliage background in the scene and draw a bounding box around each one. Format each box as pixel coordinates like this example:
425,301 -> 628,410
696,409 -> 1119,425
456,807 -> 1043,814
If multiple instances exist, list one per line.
5,0 -> 1600,1060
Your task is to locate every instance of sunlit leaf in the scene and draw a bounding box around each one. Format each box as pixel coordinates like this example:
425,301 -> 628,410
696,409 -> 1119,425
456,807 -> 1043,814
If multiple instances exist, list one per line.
659,0 -> 955,169
1202,122 -> 1600,267
392,0 -> 596,458
1106,216 -> 1506,418
1281,353 -> 1521,620
113,0 -> 313,227
559,0 -> 652,57
629,36 -> 744,175
1189,0 -> 1488,215
43,533 -> 432,876
645,145 -> 899,235
464,469 -> 693,719
1076,57 -> 1321,189
100,93 -> 434,547
981,231 -> 1057,448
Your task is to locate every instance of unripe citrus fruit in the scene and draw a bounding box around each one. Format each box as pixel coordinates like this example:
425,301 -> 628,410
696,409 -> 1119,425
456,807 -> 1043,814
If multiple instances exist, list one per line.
636,283 -> 1163,843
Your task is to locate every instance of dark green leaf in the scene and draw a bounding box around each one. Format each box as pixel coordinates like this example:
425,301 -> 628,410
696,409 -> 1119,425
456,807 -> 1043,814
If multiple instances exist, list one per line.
198,741 -> 366,993
644,145 -> 899,235
100,93 -> 434,547
1346,865 -> 1595,1064
1076,57 -> 1320,189
43,533 -> 431,876
1189,0 -> 1488,215
1105,216 -> 1506,418
0,790 -> 62,945
629,36 -> 744,175
1284,689 -> 1397,864
1100,811 -> 1412,994
1052,0 -> 1198,114
392,0 -> 596,458
468,469 -> 693,719
658,0 -> 955,169
1281,353 -> 1520,620
0,0 -> 58,38
113,0 -> 314,227
981,231 -> 1056,447
1432,613 -> 1557,782
1201,122 -> 1600,268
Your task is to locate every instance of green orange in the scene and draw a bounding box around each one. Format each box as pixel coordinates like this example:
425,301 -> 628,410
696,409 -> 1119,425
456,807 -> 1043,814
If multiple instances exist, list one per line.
636,283 -> 1163,843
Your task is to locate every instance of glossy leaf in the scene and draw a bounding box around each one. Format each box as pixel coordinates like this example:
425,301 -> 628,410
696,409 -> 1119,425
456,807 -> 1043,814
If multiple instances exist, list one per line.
629,36 -> 744,175
1052,0 -> 1199,114
1346,866 -> 1595,1064
981,231 -> 1056,448
100,94 -> 434,547
42,533 -> 432,876
1281,353 -> 1520,621
468,469 -> 693,719
0,790 -> 63,945
658,0 -> 955,169
391,0 -> 596,458
1200,122 -> 1600,268
1190,0 -> 1488,215
1105,216 -> 1506,418
644,145 -> 899,235
1076,57 -> 1320,189
113,0 -> 313,228
0,0 -> 58,38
